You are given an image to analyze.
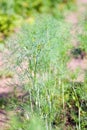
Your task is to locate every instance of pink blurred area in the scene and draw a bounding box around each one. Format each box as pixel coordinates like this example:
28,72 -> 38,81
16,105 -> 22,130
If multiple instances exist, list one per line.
79,0 -> 87,3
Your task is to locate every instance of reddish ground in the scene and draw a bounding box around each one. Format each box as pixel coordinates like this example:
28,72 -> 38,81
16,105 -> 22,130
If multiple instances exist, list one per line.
66,0 -> 87,82
80,0 -> 87,3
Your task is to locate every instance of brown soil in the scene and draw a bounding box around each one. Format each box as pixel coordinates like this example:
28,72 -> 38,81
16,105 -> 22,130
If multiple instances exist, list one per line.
67,0 -> 87,82
0,110 -> 9,130
0,52 -> 12,129
0,52 -> 23,129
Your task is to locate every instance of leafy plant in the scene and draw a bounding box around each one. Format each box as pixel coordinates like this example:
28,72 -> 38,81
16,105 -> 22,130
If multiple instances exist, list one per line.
4,13 -> 87,130
0,0 -> 76,42
0,0 -> 76,16
5,15 -> 72,129
0,13 -> 20,42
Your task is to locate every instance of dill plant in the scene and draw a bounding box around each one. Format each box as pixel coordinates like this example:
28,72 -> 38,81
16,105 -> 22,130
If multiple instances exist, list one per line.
6,15 -> 72,129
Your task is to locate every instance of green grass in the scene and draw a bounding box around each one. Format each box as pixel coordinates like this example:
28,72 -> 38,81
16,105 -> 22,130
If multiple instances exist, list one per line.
3,14 -> 87,130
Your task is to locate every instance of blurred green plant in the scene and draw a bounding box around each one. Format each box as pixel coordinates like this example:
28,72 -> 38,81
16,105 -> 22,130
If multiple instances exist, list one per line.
9,113 -> 46,130
4,15 -> 87,130
0,0 -> 76,16
79,22 -> 87,53
6,15 -> 71,129
0,14 -> 16,42
0,0 -> 76,42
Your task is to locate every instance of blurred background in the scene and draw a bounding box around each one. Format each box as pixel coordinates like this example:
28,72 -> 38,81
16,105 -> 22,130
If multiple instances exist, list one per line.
0,0 -> 76,43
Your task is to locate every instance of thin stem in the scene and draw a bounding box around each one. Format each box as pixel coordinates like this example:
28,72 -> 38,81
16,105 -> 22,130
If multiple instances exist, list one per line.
29,90 -> 33,112
62,82 -> 65,109
78,107 -> 81,130
46,114 -> 49,130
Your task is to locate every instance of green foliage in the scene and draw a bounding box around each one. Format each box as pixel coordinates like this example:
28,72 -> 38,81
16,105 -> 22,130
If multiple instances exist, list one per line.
7,15 -> 71,82
0,14 -> 17,42
0,0 -> 76,42
9,113 -> 46,130
6,15 -> 71,129
4,14 -> 87,130
0,0 -> 75,16
79,23 -> 87,53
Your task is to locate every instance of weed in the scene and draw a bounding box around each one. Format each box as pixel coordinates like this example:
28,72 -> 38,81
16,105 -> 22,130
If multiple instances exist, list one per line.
5,15 -> 87,130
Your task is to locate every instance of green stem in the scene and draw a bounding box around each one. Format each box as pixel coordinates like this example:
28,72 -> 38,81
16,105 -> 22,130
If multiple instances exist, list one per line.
78,107 -> 81,130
